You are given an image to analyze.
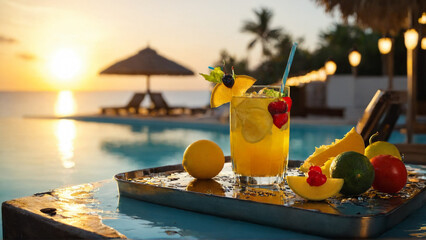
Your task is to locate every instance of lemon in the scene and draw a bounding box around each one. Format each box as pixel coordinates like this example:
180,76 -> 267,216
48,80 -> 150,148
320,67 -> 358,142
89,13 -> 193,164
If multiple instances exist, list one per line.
210,75 -> 256,108
182,140 -> 225,179
234,97 -> 270,119
287,176 -> 344,201
365,141 -> 401,160
300,127 -> 365,172
241,108 -> 272,143
364,133 -> 401,160
233,98 -> 272,143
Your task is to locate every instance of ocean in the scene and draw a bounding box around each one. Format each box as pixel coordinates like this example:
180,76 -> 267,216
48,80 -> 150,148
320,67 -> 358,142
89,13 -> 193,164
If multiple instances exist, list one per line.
0,90 -> 211,118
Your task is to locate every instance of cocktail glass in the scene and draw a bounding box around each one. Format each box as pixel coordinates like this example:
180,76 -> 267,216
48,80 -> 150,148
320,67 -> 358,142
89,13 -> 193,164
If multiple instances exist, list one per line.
230,86 -> 290,186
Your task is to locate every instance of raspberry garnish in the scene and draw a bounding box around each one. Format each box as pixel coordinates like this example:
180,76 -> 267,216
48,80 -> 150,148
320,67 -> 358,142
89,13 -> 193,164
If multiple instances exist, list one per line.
272,113 -> 288,129
307,166 -> 327,186
268,101 -> 287,115
309,166 -> 322,173
282,97 -> 292,112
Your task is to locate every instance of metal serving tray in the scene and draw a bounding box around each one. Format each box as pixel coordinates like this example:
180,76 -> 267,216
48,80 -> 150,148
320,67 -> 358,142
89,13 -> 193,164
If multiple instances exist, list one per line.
115,158 -> 426,238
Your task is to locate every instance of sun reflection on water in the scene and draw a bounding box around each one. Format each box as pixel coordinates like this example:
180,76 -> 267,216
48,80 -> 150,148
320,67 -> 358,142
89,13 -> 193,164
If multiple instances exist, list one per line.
55,120 -> 76,169
55,90 -> 76,116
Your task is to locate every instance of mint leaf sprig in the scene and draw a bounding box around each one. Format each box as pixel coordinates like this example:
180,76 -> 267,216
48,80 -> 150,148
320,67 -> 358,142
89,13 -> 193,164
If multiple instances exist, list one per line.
199,67 -> 224,84
262,88 -> 283,98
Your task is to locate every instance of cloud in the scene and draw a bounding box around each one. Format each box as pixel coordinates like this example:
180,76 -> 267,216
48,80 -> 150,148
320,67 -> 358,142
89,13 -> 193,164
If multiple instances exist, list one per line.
0,35 -> 18,44
16,52 -> 36,61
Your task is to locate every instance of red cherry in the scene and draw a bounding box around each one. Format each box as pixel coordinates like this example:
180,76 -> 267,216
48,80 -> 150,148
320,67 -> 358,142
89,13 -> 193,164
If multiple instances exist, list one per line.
268,101 -> 287,115
282,97 -> 292,112
272,113 -> 288,129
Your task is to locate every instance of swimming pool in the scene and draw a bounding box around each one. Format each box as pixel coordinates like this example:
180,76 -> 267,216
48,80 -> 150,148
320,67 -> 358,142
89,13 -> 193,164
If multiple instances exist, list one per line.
1,117 -> 425,237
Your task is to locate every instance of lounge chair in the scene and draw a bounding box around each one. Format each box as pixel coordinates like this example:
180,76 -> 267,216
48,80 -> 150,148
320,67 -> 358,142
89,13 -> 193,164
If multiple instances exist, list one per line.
356,90 -> 406,146
148,92 -> 187,115
101,93 -> 146,115
189,106 -> 209,115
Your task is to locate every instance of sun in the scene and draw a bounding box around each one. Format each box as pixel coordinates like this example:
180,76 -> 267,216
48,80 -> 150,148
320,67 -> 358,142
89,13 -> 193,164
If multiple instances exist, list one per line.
48,48 -> 83,81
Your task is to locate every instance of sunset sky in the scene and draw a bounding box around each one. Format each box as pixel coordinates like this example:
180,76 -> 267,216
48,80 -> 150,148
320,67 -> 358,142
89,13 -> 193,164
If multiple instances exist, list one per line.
0,0 -> 340,91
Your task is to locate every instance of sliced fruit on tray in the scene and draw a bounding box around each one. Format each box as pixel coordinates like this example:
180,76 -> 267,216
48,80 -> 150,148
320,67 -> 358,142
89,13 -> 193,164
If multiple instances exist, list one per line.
300,127 -> 365,172
287,176 -> 344,201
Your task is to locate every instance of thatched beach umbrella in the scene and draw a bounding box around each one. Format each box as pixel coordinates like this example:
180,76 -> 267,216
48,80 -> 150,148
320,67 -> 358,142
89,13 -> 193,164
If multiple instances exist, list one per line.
100,47 -> 194,93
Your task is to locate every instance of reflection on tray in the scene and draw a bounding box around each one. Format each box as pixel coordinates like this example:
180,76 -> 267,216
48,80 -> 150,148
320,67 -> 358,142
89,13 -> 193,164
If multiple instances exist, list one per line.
186,179 -> 226,196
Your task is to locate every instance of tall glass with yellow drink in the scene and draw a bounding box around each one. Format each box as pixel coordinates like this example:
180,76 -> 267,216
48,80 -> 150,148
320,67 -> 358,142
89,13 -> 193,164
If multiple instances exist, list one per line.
230,86 -> 290,185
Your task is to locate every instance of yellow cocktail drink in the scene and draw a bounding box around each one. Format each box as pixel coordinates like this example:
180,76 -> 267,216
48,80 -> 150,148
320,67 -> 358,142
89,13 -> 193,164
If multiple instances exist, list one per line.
230,86 -> 290,185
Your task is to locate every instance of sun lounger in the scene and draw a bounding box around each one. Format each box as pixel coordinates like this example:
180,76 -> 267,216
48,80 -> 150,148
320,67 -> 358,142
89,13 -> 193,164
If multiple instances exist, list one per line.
395,143 -> 426,164
148,92 -> 188,115
101,93 -> 146,115
356,90 -> 406,146
189,105 -> 209,115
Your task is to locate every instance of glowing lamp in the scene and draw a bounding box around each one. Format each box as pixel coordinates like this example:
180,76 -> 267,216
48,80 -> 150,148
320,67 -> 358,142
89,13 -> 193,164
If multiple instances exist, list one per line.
421,38 -> 426,50
325,60 -> 337,75
318,68 -> 327,81
378,37 -> 392,54
419,12 -> 426,24
404,29 -> 419,50
348,49 -> 361,67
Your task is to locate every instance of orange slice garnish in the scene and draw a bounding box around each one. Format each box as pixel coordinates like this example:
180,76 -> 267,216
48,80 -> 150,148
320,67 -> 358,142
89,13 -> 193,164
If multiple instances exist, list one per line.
210,75 -> 256,108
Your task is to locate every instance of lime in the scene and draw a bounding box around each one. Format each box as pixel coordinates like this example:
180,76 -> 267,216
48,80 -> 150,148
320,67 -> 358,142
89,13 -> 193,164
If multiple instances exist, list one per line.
330,151 -> 375,196
182,140 -> 225,179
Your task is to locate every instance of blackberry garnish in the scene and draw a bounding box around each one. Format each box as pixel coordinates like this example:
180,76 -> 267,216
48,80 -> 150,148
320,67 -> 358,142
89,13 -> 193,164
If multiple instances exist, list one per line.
222,74 -> 234,88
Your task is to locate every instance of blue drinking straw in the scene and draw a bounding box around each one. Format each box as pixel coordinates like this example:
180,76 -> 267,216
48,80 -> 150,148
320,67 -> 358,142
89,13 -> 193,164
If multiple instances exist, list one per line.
281,42 -> 298,95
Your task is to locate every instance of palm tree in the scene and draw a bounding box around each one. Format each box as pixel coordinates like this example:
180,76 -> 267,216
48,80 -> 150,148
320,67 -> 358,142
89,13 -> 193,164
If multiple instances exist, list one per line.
241,8 -> 281,58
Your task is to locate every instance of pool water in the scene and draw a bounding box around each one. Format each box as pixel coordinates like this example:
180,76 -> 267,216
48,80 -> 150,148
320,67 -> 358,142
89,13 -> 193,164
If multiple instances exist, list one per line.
0,117 -> 425,237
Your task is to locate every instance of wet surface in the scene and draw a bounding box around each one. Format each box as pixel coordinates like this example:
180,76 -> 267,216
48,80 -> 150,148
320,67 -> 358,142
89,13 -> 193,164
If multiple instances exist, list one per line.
122,163 -> 426,217
3,181 -> 125,239
4,163 -> 425,239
